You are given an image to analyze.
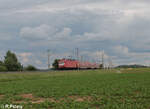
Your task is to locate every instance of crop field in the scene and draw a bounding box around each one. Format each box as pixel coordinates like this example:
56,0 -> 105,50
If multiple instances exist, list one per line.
0,68 -> 150,109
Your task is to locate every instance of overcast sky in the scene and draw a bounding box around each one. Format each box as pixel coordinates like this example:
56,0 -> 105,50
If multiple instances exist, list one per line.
0,0 -> 150,68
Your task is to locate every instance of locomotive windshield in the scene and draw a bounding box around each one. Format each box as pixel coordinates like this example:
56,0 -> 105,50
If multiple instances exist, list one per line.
59,62 -> 65,66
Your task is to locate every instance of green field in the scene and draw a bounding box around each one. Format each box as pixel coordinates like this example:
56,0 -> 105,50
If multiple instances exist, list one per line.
0,68 -> 150,109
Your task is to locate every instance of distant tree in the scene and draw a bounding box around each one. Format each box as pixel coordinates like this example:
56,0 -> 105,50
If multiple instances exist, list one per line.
0,61 -> 7,72
4,50 -> 23,71
52,59 -> 60,69
0,61 -> 3,66
116,64 -> 147,68
24,65 -> 37,71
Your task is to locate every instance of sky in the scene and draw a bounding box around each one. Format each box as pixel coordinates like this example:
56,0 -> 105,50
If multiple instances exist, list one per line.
0,0 -> 150,68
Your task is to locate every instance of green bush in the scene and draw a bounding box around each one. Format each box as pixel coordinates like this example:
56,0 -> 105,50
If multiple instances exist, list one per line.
24,65 -> 37,71
0,65 -> 8,72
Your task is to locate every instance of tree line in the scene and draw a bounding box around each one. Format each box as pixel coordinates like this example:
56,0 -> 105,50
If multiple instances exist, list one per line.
0,50 -> 37,72
116,64 -> 148,68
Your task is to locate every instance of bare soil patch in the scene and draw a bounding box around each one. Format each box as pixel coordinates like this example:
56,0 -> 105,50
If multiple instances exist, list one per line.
68,95 -> 93,102
19,94 -> 46,104
0,94 -> 4,99
75,98 -> 84,102
31,98 -> 45,104
15,94 -> 94,104
49,98 -> 57,102
20,94 -> 33,99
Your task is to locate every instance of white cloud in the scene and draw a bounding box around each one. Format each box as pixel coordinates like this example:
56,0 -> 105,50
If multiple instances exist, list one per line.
20,24 -> 58,40
113,46 -> 129,56
18,52 -> 33,64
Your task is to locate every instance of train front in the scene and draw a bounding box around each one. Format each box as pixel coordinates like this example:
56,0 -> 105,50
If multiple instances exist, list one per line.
58,59 -> 79,69
58,59 -> 66,69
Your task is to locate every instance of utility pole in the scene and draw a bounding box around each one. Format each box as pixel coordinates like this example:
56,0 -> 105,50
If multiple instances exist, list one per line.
47,49 -> 50,69
102,50 -> 104,69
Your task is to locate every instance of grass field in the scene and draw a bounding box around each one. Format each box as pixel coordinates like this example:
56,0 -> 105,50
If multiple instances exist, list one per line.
0,68 -> 150,109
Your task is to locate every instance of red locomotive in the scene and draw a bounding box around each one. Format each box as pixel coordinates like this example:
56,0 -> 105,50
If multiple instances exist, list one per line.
58,59 -> 100,69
